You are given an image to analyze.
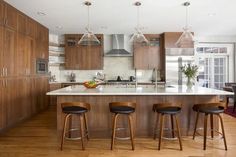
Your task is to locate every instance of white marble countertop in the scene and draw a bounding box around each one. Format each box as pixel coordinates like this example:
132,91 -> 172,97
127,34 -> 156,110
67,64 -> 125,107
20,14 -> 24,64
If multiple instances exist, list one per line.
47,85 -> 234,96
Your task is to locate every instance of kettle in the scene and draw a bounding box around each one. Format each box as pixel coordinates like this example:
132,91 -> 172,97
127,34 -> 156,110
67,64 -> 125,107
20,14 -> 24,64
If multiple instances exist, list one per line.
129,76 -> 135,82
117,76 -> 122,81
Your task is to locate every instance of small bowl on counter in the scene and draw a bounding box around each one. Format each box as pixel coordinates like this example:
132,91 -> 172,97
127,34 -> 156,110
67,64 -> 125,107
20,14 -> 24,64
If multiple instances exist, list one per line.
83,81 -> 99,89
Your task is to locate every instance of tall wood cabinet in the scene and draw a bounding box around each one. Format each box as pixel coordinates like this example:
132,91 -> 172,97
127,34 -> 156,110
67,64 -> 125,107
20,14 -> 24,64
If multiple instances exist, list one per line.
0,1 -> 49,132
65,34 -> 104,70
134,34 -> 163,70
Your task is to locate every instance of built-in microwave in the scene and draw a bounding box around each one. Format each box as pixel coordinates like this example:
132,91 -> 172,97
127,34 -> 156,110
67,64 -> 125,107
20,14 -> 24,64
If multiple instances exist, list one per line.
36,58 -> 48,74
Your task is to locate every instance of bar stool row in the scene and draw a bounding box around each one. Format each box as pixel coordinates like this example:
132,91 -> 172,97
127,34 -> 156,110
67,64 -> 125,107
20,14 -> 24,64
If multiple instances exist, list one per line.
60,101 -> 227,151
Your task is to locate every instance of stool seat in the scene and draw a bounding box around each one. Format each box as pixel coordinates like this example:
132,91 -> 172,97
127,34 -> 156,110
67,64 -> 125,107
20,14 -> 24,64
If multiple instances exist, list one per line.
199,106 -> 224,114
110,106 -> 135,114
154,107 -> 181,114
62,106 -> 88,114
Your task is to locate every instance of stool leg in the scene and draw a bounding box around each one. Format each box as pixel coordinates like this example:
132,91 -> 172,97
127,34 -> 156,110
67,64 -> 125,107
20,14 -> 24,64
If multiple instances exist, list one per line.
60,114 -> 70,151
111,114 -> 118,150
210,114 -> 214,138
174,115 -> 183,151
203,113 -> 208,150
128,114 -> 135,150
84,113 -> 89,140
217,114 -> 227,150
171,115 -> 175,138
193,111 -> 199,140
79,115 -> 85,150
153,113 -> 159,140
158,114 -> 164,150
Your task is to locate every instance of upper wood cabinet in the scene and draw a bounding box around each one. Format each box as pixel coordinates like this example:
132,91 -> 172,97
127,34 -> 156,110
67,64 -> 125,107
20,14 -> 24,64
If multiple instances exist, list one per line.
4,3 -> 17,31
26,18 -> 35,38
35,24 -> 49,59
0,0 -> 4,26
0,26 -> 3,77
163,32 -> 194,48
17,12 -> 27,34
134,34 -> 162,70
3,27 -> 17,77
65,34 -> 104,70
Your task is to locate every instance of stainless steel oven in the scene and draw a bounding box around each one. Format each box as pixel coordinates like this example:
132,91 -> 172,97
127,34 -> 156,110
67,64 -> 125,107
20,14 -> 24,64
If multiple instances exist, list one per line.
36,58 -> 48,74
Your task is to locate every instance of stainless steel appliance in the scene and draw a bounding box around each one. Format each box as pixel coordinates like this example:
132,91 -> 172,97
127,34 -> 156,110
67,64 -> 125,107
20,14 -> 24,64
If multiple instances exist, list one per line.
36,58 -> 48,74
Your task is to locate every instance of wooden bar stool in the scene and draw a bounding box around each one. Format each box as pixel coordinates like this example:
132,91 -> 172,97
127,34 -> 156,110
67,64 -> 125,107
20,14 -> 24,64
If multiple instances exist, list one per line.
192,102 -> 227,150
60,102 -> 90,150
153,103 -> 183,150
109,102 -> 136,150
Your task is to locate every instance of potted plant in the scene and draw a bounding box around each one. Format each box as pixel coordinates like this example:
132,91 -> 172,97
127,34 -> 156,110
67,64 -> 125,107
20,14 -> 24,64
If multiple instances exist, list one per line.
180,63 -> 198,88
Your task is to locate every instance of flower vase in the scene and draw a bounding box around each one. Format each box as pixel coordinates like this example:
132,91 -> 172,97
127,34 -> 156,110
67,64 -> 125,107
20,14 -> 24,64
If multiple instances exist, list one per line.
186,77 -> 193,89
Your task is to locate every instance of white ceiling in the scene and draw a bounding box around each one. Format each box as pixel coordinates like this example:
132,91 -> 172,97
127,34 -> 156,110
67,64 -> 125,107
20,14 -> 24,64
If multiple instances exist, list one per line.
5,0 -> 236,36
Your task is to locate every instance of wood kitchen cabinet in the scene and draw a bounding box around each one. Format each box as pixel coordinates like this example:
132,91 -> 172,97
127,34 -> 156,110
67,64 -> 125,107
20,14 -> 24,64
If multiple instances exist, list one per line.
35,24 -> 49,59
0,0 -> 4,26
0,26 -> 3,77
134,34 -> 162,70
0,79 -> 6,130
3,27 -> 17,77
17,12 -> 27,34
26,18 -> 35,38
65,34 -> 103,70
163,32 -> 194,48
49,83 -> 61,106
4,3 -> 17,31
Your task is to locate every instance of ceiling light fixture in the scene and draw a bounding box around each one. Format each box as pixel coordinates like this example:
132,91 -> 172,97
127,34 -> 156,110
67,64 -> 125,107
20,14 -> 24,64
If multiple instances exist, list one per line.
130,2 -> 149,44
78,1 -> 100,45
37,12 -> 46,16
175,2 -> 195,48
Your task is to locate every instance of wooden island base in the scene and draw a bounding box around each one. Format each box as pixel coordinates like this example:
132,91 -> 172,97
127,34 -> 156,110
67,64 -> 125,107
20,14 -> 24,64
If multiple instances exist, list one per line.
57,95 -> 219,139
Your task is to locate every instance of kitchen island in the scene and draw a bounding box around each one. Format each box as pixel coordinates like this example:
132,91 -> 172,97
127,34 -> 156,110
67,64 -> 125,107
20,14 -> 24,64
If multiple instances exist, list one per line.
47,85 -> 233,139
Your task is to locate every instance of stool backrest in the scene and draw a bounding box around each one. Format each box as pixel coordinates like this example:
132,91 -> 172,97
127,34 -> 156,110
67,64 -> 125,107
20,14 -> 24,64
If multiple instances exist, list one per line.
109,102 -> 136,109
61,102 -> 91,110
153,102 -> 182,111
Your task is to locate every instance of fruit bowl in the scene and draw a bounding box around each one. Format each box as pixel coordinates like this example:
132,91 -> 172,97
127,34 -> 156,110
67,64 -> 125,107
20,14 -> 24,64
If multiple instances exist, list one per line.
83,81 -> 99,89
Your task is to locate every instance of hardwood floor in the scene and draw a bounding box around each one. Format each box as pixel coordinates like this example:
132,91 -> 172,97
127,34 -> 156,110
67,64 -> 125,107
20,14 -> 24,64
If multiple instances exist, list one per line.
0,106 -> 236,157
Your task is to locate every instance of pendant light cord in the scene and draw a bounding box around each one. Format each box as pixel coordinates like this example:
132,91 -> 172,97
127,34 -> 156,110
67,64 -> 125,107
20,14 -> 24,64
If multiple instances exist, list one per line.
87,4 -> 90,31
137,5 -> 140,29
185,4 -> 189,29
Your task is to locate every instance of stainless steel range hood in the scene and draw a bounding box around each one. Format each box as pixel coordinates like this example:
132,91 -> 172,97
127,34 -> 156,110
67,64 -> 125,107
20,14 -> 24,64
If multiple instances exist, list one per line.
105,34 -> 133,57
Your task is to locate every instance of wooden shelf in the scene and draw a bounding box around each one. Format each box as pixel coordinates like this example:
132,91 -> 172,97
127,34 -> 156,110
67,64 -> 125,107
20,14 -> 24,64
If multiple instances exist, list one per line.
49,52 -> 65,57
49,63 -> 65,66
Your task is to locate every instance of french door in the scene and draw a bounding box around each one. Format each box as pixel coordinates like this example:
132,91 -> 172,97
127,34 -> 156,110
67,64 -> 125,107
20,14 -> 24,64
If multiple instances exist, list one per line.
195,43 -> 234,90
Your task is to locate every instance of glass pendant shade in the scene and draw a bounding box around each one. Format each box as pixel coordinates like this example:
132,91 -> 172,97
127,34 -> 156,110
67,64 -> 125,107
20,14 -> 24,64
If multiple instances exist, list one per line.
176,2 -> 195,48
78,28 -> 100,45
130,28 -> 148,44
130,2 -> 148,44
78,1 -> 100,46
175,27 -> 194,48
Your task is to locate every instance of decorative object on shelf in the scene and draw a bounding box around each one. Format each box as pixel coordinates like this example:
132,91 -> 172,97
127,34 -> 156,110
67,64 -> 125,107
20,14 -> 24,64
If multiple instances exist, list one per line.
83,81 -> 99,88
130,2 -> 149,44
175,1 -> 195,48
78,1 -> 100,46
68,72 -> 76,82
180,63 -> 198,88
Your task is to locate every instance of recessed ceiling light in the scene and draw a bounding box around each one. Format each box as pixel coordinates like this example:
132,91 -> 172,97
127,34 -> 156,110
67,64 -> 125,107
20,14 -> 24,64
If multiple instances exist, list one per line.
56,26 -> 63,29
37,12 -> 46,16
208,13 -> 216,17
100,26 -> 108,30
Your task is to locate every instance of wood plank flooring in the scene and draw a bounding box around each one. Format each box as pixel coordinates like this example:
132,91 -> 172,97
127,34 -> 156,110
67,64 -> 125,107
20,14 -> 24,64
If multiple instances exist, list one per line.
0,106 -> 236,157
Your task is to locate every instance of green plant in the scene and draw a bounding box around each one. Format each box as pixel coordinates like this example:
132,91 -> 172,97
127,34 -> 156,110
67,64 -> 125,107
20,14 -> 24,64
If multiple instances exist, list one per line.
180,63 -> 198,79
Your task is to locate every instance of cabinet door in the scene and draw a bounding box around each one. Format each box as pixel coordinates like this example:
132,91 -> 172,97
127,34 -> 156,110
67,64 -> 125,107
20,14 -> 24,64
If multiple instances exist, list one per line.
3,27 -> 16,77
87,45 -> 103,69
133,44 -> 149,69
16,33 -> 26,76
17,12 -> 27,34
25,36 -> 33,75
0,0 -> 4,26
26,18 -> 35,38
0,26 -> 3,77
4,3 -> 17,30
5,78 -> 19,126
0,79 -> 6,130
148,46 -> 161,69
65,46 -> 79,69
